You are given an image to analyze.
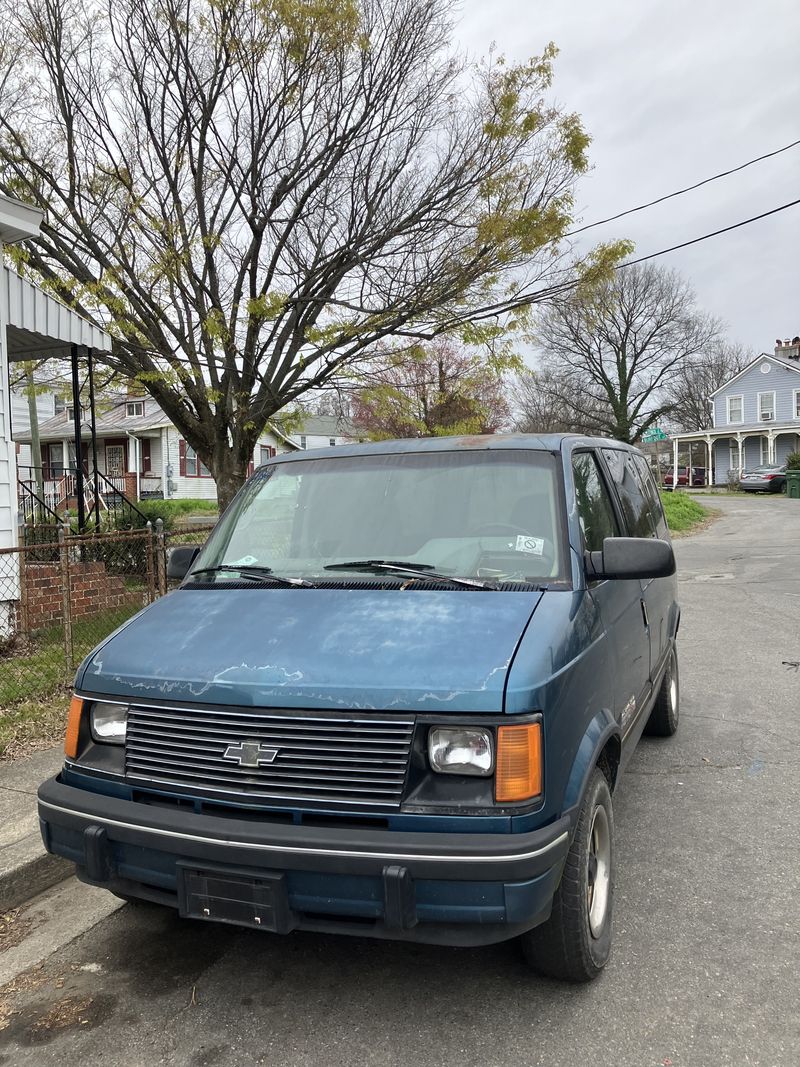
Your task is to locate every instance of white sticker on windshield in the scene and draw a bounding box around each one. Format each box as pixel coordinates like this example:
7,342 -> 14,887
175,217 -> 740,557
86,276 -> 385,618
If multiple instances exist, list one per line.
515,535 -> 544,555
229,555 -> 259,566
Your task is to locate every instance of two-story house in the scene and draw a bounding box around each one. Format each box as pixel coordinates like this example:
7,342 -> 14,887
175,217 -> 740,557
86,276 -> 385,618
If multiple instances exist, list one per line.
14,388 -> 297,511
669,338 -> 800,485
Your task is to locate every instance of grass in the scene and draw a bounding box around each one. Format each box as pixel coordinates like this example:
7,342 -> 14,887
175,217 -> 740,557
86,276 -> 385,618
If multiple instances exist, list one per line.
0,602 -> 145,759
660,491 -> 713,533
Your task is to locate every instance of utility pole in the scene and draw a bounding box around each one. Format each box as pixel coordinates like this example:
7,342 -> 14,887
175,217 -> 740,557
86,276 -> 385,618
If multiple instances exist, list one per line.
70,344 -> 86,533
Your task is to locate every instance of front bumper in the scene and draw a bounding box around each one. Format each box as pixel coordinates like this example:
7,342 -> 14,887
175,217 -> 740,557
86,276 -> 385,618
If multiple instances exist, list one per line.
38,775 -> 570,946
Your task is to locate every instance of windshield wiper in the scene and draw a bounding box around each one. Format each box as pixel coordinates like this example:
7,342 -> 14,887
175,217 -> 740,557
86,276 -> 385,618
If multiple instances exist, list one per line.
323,560 -> 490,590
189,565 -> 315,588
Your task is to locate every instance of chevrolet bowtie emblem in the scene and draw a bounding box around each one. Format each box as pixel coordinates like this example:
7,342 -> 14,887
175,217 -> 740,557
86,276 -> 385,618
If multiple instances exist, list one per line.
222,741 -> 279,768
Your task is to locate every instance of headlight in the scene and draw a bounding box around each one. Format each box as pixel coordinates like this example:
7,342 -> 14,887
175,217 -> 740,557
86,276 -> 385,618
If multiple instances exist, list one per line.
90,703 -> 128,744
428,727 -> 493,776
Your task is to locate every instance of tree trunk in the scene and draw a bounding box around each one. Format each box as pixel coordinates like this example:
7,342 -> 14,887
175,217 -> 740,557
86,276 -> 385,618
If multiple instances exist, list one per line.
212,439 -> 251,515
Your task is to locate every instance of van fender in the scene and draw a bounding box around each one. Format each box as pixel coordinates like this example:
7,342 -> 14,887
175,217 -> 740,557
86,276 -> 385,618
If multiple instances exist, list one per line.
561,709 -> 620,828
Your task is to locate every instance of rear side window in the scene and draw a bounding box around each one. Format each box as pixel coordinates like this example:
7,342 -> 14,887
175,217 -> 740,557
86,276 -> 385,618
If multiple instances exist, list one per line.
631,453 -> 669,538
601,449 -> 657,538
572,452 -> 619,551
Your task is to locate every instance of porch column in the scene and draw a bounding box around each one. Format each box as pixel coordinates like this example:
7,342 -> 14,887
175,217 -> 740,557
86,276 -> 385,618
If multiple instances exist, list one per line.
672,438 -> 679,488
736,433 -> 743,476
767,429 -> 775,465
706,436 -> 713,486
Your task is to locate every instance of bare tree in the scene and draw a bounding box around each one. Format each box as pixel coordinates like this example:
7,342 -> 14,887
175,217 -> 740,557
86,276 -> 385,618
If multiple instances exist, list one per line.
513,366 -> 610,434
351,338 -> 511,439
533,263 -> 721,443
0,0 -> 615,507
663,341 -> 752,431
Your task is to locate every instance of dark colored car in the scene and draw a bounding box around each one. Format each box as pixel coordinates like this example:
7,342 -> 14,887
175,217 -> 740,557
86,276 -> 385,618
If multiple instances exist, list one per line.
739,464 -> 787,493
38,435 -> 679,982
663,466 -> 706,489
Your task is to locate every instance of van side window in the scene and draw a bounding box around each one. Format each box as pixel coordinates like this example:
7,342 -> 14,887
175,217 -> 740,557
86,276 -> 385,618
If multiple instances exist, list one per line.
631,453 -> 669,539
572,452 -> 619,551
601,449 -> 656,538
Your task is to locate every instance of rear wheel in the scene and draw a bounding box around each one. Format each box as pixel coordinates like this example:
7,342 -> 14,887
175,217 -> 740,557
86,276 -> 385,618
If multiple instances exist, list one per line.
520,768 -> 614,982
644,645 -> 679,737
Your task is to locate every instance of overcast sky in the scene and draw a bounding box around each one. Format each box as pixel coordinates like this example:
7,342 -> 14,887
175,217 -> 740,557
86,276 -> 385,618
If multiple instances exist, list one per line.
458,0 -> 800,354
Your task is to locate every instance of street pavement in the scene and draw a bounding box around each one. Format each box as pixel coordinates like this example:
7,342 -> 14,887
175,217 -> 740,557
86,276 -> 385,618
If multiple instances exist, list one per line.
1,493 -> 798,1067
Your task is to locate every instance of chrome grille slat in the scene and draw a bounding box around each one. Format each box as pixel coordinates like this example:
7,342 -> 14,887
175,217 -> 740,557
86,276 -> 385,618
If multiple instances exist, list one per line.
124,704 -> 414,808
124,737 -> 408,765
127,724 -> 411,746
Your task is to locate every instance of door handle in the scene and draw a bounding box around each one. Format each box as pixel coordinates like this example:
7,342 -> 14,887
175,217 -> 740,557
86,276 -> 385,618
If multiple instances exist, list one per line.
640,599 -> 649,629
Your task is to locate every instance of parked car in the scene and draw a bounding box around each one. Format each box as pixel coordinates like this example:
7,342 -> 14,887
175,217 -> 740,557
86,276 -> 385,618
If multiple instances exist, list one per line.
663,466 -> 706,489
38,435 -> 679,982
739,464 -> 787,493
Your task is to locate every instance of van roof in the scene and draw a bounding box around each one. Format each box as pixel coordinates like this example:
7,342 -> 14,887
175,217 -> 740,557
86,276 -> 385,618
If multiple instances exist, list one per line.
268,432 -> 637,464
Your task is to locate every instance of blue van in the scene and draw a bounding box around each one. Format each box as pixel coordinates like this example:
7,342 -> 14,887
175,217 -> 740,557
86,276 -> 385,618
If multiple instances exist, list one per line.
38,434 -> 679,981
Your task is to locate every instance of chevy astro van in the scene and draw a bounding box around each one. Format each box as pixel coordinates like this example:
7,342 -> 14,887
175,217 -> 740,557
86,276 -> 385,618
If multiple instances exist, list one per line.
38,434 -> 679,981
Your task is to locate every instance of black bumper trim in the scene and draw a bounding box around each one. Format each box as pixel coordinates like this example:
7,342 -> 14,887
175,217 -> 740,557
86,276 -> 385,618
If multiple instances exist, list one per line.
39,776 -> 570,882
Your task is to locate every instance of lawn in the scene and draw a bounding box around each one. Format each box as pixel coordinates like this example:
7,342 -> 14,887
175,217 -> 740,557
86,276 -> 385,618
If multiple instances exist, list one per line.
0,601 -> 145,759
660,491 -> 712,533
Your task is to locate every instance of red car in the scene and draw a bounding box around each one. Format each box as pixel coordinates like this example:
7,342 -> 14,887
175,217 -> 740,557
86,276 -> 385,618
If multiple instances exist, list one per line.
663,466 -> 706,489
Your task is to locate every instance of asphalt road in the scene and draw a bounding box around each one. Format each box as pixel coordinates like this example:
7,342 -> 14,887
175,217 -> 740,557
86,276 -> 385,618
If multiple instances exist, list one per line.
1,494 -> 798,1067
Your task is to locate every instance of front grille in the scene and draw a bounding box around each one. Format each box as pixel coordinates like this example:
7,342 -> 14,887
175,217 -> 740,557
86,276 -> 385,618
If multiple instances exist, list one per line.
124,704 -> 415,808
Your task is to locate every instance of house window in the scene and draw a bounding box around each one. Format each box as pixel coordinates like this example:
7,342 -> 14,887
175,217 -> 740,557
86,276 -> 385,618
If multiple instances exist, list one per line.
126,401 -> 144,417
726,396 -> 743,424
259,445 -> 276,465
757,392 -> 775,422
729,443 -> 738,471
760,437 -> 770,466
299,435 -> 307,449
794,389 -> 800,419
180,440 -> 211,477
329,438 -> 336,447
65,404 -> 84,422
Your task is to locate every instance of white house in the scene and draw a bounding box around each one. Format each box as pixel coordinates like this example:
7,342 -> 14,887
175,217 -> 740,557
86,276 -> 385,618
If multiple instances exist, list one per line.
14,387 -> 298,508
0,191 -> 112,633
670,339 -> 800,485
289,414 -> 363,451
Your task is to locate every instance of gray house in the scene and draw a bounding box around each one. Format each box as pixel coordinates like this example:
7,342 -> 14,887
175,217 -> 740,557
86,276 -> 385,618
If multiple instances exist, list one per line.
670,339 -> 800,485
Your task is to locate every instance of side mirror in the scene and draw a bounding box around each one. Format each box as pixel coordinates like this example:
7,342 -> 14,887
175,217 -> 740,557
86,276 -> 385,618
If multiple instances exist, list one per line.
167,545 -> 200,581
585,537 -> 675,581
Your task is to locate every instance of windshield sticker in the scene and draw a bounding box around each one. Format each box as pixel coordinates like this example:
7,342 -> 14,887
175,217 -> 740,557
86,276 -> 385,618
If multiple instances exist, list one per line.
228,555 -> 259,567
515,535 -> 544,556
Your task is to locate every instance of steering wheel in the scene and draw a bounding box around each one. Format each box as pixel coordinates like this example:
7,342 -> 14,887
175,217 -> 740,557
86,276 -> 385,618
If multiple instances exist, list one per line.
471,522 -> 531,536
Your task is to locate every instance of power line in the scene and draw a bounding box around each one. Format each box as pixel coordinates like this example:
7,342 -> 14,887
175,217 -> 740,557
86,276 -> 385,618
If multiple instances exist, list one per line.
616,196 -> 800,269
567,137 -> 800,236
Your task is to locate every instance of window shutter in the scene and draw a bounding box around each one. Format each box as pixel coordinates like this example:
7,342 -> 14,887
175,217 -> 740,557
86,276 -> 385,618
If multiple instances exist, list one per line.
247,460 -> 255,476
141,439 -> 151,474
178,439 -> 186,477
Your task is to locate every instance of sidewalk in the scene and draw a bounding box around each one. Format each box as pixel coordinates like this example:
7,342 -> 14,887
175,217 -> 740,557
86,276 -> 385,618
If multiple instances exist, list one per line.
0,746 -> 70,911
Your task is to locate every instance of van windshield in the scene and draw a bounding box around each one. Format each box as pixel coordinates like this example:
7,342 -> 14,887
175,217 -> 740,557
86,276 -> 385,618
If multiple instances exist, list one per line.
193,449 -> 566,586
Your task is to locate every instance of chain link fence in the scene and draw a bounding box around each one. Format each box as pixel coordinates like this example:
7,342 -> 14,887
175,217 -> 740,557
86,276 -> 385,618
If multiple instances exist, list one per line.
0,522 -> 216,710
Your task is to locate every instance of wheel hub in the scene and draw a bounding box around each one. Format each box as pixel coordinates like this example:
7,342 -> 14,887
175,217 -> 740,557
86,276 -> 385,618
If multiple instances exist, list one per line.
587,805 -> 611,938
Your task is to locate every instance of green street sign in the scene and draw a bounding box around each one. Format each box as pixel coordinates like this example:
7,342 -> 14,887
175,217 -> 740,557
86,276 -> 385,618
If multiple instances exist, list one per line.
642,427 -> 667,443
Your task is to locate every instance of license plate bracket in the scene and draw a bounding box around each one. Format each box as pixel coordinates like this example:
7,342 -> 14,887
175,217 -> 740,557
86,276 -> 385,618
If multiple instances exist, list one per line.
177,862 -> 296,933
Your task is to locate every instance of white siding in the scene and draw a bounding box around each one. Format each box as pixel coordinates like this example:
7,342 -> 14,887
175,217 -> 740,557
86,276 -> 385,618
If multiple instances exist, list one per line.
0,244 -> 18,553
162,426 -> 218,501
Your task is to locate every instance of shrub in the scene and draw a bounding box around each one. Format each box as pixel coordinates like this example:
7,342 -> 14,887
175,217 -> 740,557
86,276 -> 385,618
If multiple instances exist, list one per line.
786,451 -> 800,471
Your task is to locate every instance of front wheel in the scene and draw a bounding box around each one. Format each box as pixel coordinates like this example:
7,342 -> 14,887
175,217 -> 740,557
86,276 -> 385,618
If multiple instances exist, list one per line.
520,768 -> 614,982
644,645 -> 679,737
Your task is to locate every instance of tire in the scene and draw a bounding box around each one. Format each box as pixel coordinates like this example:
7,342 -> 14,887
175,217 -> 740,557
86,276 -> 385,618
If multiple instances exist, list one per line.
644,645 -> 679,737
520,768 -> 614,982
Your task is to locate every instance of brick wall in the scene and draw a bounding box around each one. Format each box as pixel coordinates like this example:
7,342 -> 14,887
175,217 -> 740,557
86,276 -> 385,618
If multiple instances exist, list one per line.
23,560 -> 141,631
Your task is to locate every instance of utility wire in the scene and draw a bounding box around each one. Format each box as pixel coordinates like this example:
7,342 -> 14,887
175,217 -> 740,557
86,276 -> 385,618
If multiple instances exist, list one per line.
567,137 -> 800,236
616,196 -> 800,269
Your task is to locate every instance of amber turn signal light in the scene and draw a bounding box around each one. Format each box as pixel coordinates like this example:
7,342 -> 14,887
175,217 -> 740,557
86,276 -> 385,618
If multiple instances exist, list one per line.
495,722 -> 542,803
64,696 -> 84,759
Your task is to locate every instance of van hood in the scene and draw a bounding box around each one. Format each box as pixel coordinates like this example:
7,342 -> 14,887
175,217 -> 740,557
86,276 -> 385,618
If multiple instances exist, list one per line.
78,587 -> 543,714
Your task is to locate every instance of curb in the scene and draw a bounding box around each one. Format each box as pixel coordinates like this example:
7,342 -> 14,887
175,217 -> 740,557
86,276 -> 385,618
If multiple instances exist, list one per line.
0,837 -> 72,913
